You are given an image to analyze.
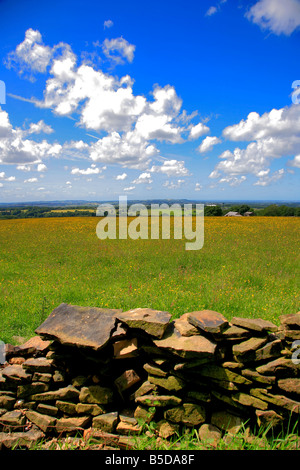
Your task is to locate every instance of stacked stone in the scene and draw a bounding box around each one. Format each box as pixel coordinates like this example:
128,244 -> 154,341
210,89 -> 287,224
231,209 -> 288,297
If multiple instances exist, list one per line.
0,303 -> 299,448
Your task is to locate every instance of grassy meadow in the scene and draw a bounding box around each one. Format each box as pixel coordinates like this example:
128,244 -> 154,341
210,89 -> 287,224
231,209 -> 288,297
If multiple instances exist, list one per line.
0,216 -> 299,344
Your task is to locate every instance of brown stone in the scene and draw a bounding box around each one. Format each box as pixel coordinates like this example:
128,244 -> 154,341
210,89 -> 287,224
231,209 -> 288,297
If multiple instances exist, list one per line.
232,337 -> 268,361
56,415 -> 91,433
129,380 -> 157,400
198,423 -> 222,447
231,317 -> 278,333
2,364 -> 31,383
153,323 -> 216,359
26,410 -> 56,433
92,412 -> 118,432
211,410 -> 243,434
0,428 -> 44,449
187,310 -> 229,334
76,403 -> 105,416
280,313 -> 300,329
17,381 -> 49,399
0,395 -> 15,410
148,374 -> 185,392
174,313 -> 200,337
31,385 -> 80,402
157,420 -> 179,439
134,405 -> 155,423
1,410 -> 26,431
114,369 -> 141,393
116,308 -> 171,339
35,303 -> 122,351
17,336 -> 51,356
231,392 -> 268,410
256,357 -> 298,376
197,364 -> 252,385
22,357 -> 52,373
255,409 -> 284,429
250,388 -> 300,413
113,338 -> 138,359
277,378 -> 300,396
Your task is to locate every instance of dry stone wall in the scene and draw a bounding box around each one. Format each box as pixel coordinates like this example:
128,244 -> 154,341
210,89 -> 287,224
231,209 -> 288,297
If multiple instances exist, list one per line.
0,304 -> 300,448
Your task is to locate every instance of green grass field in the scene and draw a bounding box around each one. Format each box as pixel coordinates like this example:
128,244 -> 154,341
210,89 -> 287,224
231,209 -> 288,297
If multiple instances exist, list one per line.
0,216 -> 299,344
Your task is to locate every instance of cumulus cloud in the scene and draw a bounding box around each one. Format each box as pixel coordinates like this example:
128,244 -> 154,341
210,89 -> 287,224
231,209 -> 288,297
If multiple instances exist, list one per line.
104,20 -> 114,29
150,159 -> 190,177
116,173 -> 127,180
0,107 -> 62,165
189,122 -> 210,140
246,0 -> 300,36
24,177 -> 38,183
0,171 -> 15,182
71,165 -> 102,175
197,136 -> 221,153
163,179 -> 185,189
195,183 -> 202,191
102,37 -> 136,64
27,120 -> 54,135
210,104 -> 300,186
132,172 -> 153,184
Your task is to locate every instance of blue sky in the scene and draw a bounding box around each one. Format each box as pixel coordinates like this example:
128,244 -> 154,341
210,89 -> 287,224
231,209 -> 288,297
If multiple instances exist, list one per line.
0,0 -> 299,202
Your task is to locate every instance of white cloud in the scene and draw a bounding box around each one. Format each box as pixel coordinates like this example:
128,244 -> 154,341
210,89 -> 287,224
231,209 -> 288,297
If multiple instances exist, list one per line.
24,177 -> 38,183
163,179 -> 185,189
195,183 -> 202,191
102,37 -> 136,64
246,0 -> 300,36
197,136 -> 221,153
104,20 -> 114,29
37,163 -> 47,172
71,166 -> 101,175
5,28 -> 52,80
132,172 -> 153,184
123,186 -> 135,192
289,154 -> 300,168
210,104 -> 300,186
27,120 -> 53,135
116,173 -> 127,180
189,122 -> 210,140
16,165 -> 31,171
0,172 -> 15,182
254,168 -> 285,186
150,159 -> 190,177
206,6 -> 218,16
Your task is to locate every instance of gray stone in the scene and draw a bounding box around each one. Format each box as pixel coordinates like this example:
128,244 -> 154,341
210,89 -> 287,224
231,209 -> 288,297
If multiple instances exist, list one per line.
153,323 -> 216,359
231,317 -> 278,333
35,303 -> 122,351
187,310 -> 229,334
116,308 -> 171,339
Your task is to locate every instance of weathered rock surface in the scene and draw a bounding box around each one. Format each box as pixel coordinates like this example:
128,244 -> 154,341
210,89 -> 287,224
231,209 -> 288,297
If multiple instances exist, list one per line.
231,317 -> 278,333
187,310 -> 229,334
35,303 -> 121,350
116,308 -> 171,339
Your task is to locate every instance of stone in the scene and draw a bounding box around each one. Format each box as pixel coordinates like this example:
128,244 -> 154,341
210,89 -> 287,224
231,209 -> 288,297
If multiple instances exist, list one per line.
157,420 -> 179,439
113,338 -> 138,359
16,336 -> 51,357
36,403 -> 58,417
0,395 -> 15,410
231,392 -> 268,410
136,394 -> 182,407
72,375 -> 89,387
164,403 -> 206,426
1,410 -> 26,431
92,412 -> 118,432
187,310 -> 229,334
0,428 -> 44,449
32,372 -> 52,383
186,390 -> 211,403
280,313 -> 300,329
56,401 -> 77,415
2,364 -> 31,383
254,339 -> 282,362
35,303 -> 122,351
17,382 -> 49,399
134,405 -> 155,423
116,419 -> 141,435
31,385 -> 80,402
255,410 -> 284,429
153,323 -> 216,359
241,369 -> 276,385
277,378 -> 300,396
116,308 -> 171,339
256,357 -> 298,376
211,410 -> 243,434
111,322 -> 128,340
148,374 -> 185,392
250,389 -> 300,413
76,403 -> 105,416
231,317 -> 278,333
198,424 -> 222,448
53,370 -> 65,383
232,337 -> 268,361
197,364 -> 252,385
22,357 -> 52,373
129,381 -> 157,400
79,385 -> 114,404
26,410 -> 56,433
219,325 -> 250,341
144,362 -> 167,377
114,369 -> 141,393
56,416 -> 91,433
174,313 -> 200,337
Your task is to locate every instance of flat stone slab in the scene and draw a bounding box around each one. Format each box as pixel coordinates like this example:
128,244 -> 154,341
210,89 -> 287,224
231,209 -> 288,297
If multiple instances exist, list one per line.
116,308 -> 171,339
279,313 -> 300,329
231,317 -> 278,333
153,323 -> 216,359
35,303 -> 122,351
187,310 -> 229,334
